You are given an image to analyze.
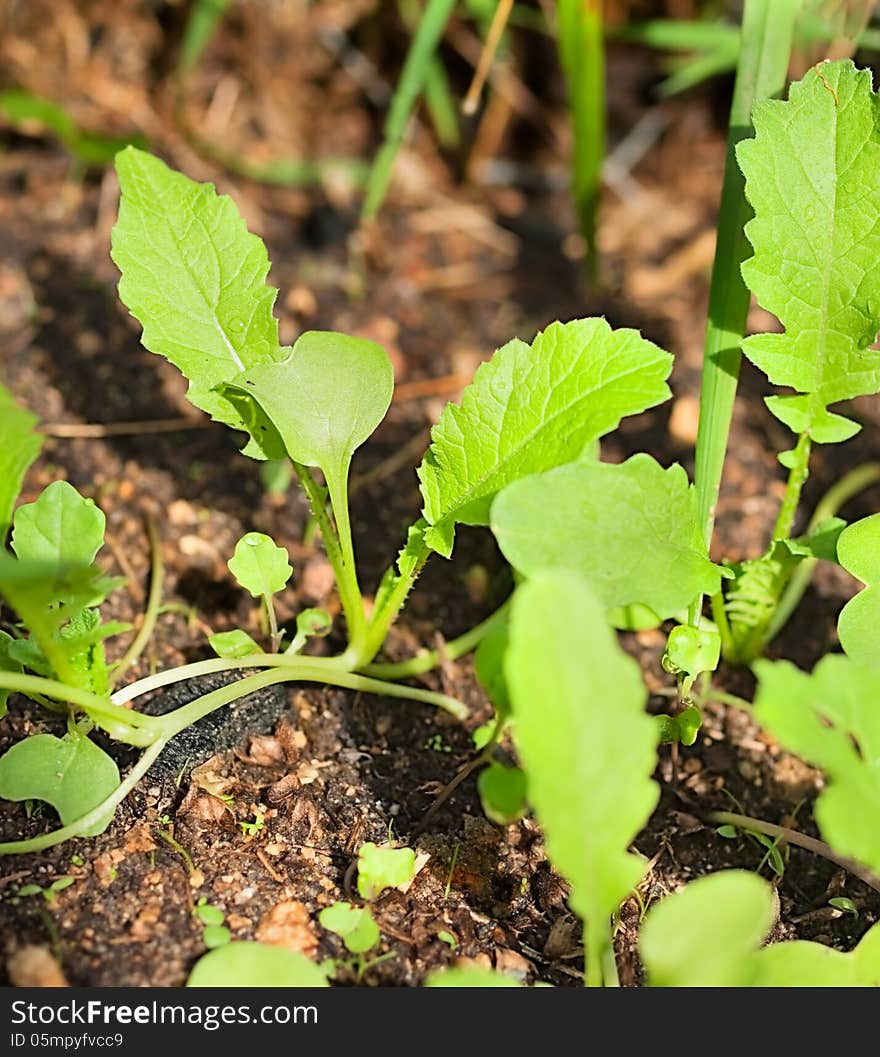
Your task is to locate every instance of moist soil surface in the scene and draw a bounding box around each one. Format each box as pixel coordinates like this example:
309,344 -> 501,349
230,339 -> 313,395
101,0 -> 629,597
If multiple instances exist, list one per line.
1,0 -> 880,988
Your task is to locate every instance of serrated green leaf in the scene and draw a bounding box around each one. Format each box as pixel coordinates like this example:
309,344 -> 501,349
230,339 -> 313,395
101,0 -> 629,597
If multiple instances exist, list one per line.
0,553 -> 120,690
424,967 -> 522,987
738,61 -> 880,438
0,732 -> 119,836
642,869 -> 880,987
505,571 -> 658,984
208,628 -> 261,659
492,455 -> 719,619
837,514 -> 880,665
753,655 -> 880,873
227,532 -> 292,600
220,330 -> 394,480
0,383 -> 42,539
112,147 -> 284,457
418,318 -> 672,558
764,395 -> 861,443
187,943 -> 330,987
477,762 -> 527,825
641,871 -> 772,987
12,481 -> 105,572
319,901 -> 380,954
357,843 -> 416,900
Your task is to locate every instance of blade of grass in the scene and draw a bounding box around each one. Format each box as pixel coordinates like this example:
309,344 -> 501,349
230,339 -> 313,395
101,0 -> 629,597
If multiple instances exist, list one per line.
361,0 -> 457,222
691,0 -> 799,617
556,0 -> 605,277
399,0 -> 460,147
179,0 -> 232,78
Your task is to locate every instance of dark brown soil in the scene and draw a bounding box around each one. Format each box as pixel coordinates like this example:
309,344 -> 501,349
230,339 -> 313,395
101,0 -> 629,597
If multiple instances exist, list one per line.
1,0 -> 880,989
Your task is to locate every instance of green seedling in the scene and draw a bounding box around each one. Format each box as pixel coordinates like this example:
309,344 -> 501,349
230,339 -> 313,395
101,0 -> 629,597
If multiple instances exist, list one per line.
319,901 -> 380,955
641,871 -> 880,986
193,898 -> 231,949
356,842 -> 417,901
187,942 -> 330,987
7,877 -> 74,905
239,807 -> 266,837
477,762 -> 527,826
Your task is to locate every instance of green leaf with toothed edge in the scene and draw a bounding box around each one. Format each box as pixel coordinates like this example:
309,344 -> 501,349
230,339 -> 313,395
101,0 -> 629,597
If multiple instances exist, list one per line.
0,383 -> 42,540
227,532 -> 292,600
111,147 -> 285,458
418,318 -> 672,558
505,571 -> 659,984
737,61 -> 880,441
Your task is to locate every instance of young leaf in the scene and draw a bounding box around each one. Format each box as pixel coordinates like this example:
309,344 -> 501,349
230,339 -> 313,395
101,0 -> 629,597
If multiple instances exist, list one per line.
641,871 -> 773,987
477,762 -> 527,825
753,655 -> 880,872
12,480 -> 106,571
0,383 -> 42,539
357,842 -> 417,900
208,628 -> 261,659
473,617 -> 510,715
227,532 -> 292,600
220,330 -> 394,480
492,455 -> 720,619
112,148 -> 284,456
641,869 -> 880,987
187,942 -> 330,987
418,318 -> 672,557
0,732 -> 120,836
505,571 -> 659,985
837,514 -> 880,665
319,901 -> 380,954
737,60 -> 880,439
662,625 -> 721,680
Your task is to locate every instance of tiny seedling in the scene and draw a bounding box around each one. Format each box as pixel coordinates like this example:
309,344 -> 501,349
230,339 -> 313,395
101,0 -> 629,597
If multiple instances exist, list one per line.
356,842 -> 417,901
193,897 -> 231,949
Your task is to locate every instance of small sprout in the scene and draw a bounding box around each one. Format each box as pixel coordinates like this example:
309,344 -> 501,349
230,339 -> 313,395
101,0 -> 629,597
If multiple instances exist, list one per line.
716,824 -> 739,839
193,900 -> 225,927
436,930 -> 457,949
424,734 -> 452,753
239,807 -> 266,836
829,896 -> 858,917
319,901 -> 380,954
208,629 -> 261,659
69,854 -> 84,867
202,925 -> 232,949
357,842 -> 417,900
662,625 -> 721,680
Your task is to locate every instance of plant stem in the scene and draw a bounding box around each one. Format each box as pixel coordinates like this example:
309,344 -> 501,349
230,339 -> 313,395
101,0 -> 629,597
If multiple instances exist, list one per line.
692,0 -> 798,583
110,512 -> 164,686
362,537 -> 432,664
707,810 -> 880,895
360,0 -> 457,221
765,461 -> 880,646
772,431 -> 812,541
293,463 -> 366,664
601,934 -> 620,988
584,927 -> 602,987
325,469 -> 368,663
363,599 -> 510,680
263,594 -> 281,653
557,0 -> 605,277
0,738 -> 167,855
0,673 -> 162,738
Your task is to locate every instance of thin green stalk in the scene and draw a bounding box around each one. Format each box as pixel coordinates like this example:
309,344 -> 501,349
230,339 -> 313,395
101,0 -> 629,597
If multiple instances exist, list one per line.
765,461 -> 880,646
707,810 -> 880,894
325,470 -> 368,663
557,0 -> 605,275
692,0 -> 799,573
0,738 -> 166,856
362,537 -> 432,664
363,599 -> 510,680
585,927 -> 602,988
110,513 -> 164,686
361,0 -> 457,221
399,0 -> 459,148
263,594 -> 282,653
178,0 -> 231,78
601,934 -> 620,988
0,672 -> 163,738
293,463 -> 366,664
772,431 -> 812,541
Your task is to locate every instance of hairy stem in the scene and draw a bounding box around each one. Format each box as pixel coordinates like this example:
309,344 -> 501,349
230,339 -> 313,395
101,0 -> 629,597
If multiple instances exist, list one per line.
363,599 -> 510,680
707,810 -> 880,895
362,538 -> 432,664
0,739 -> 166,855
772,431 -> 812,541
691,0 -> 799,618
110,512 -> 164,686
